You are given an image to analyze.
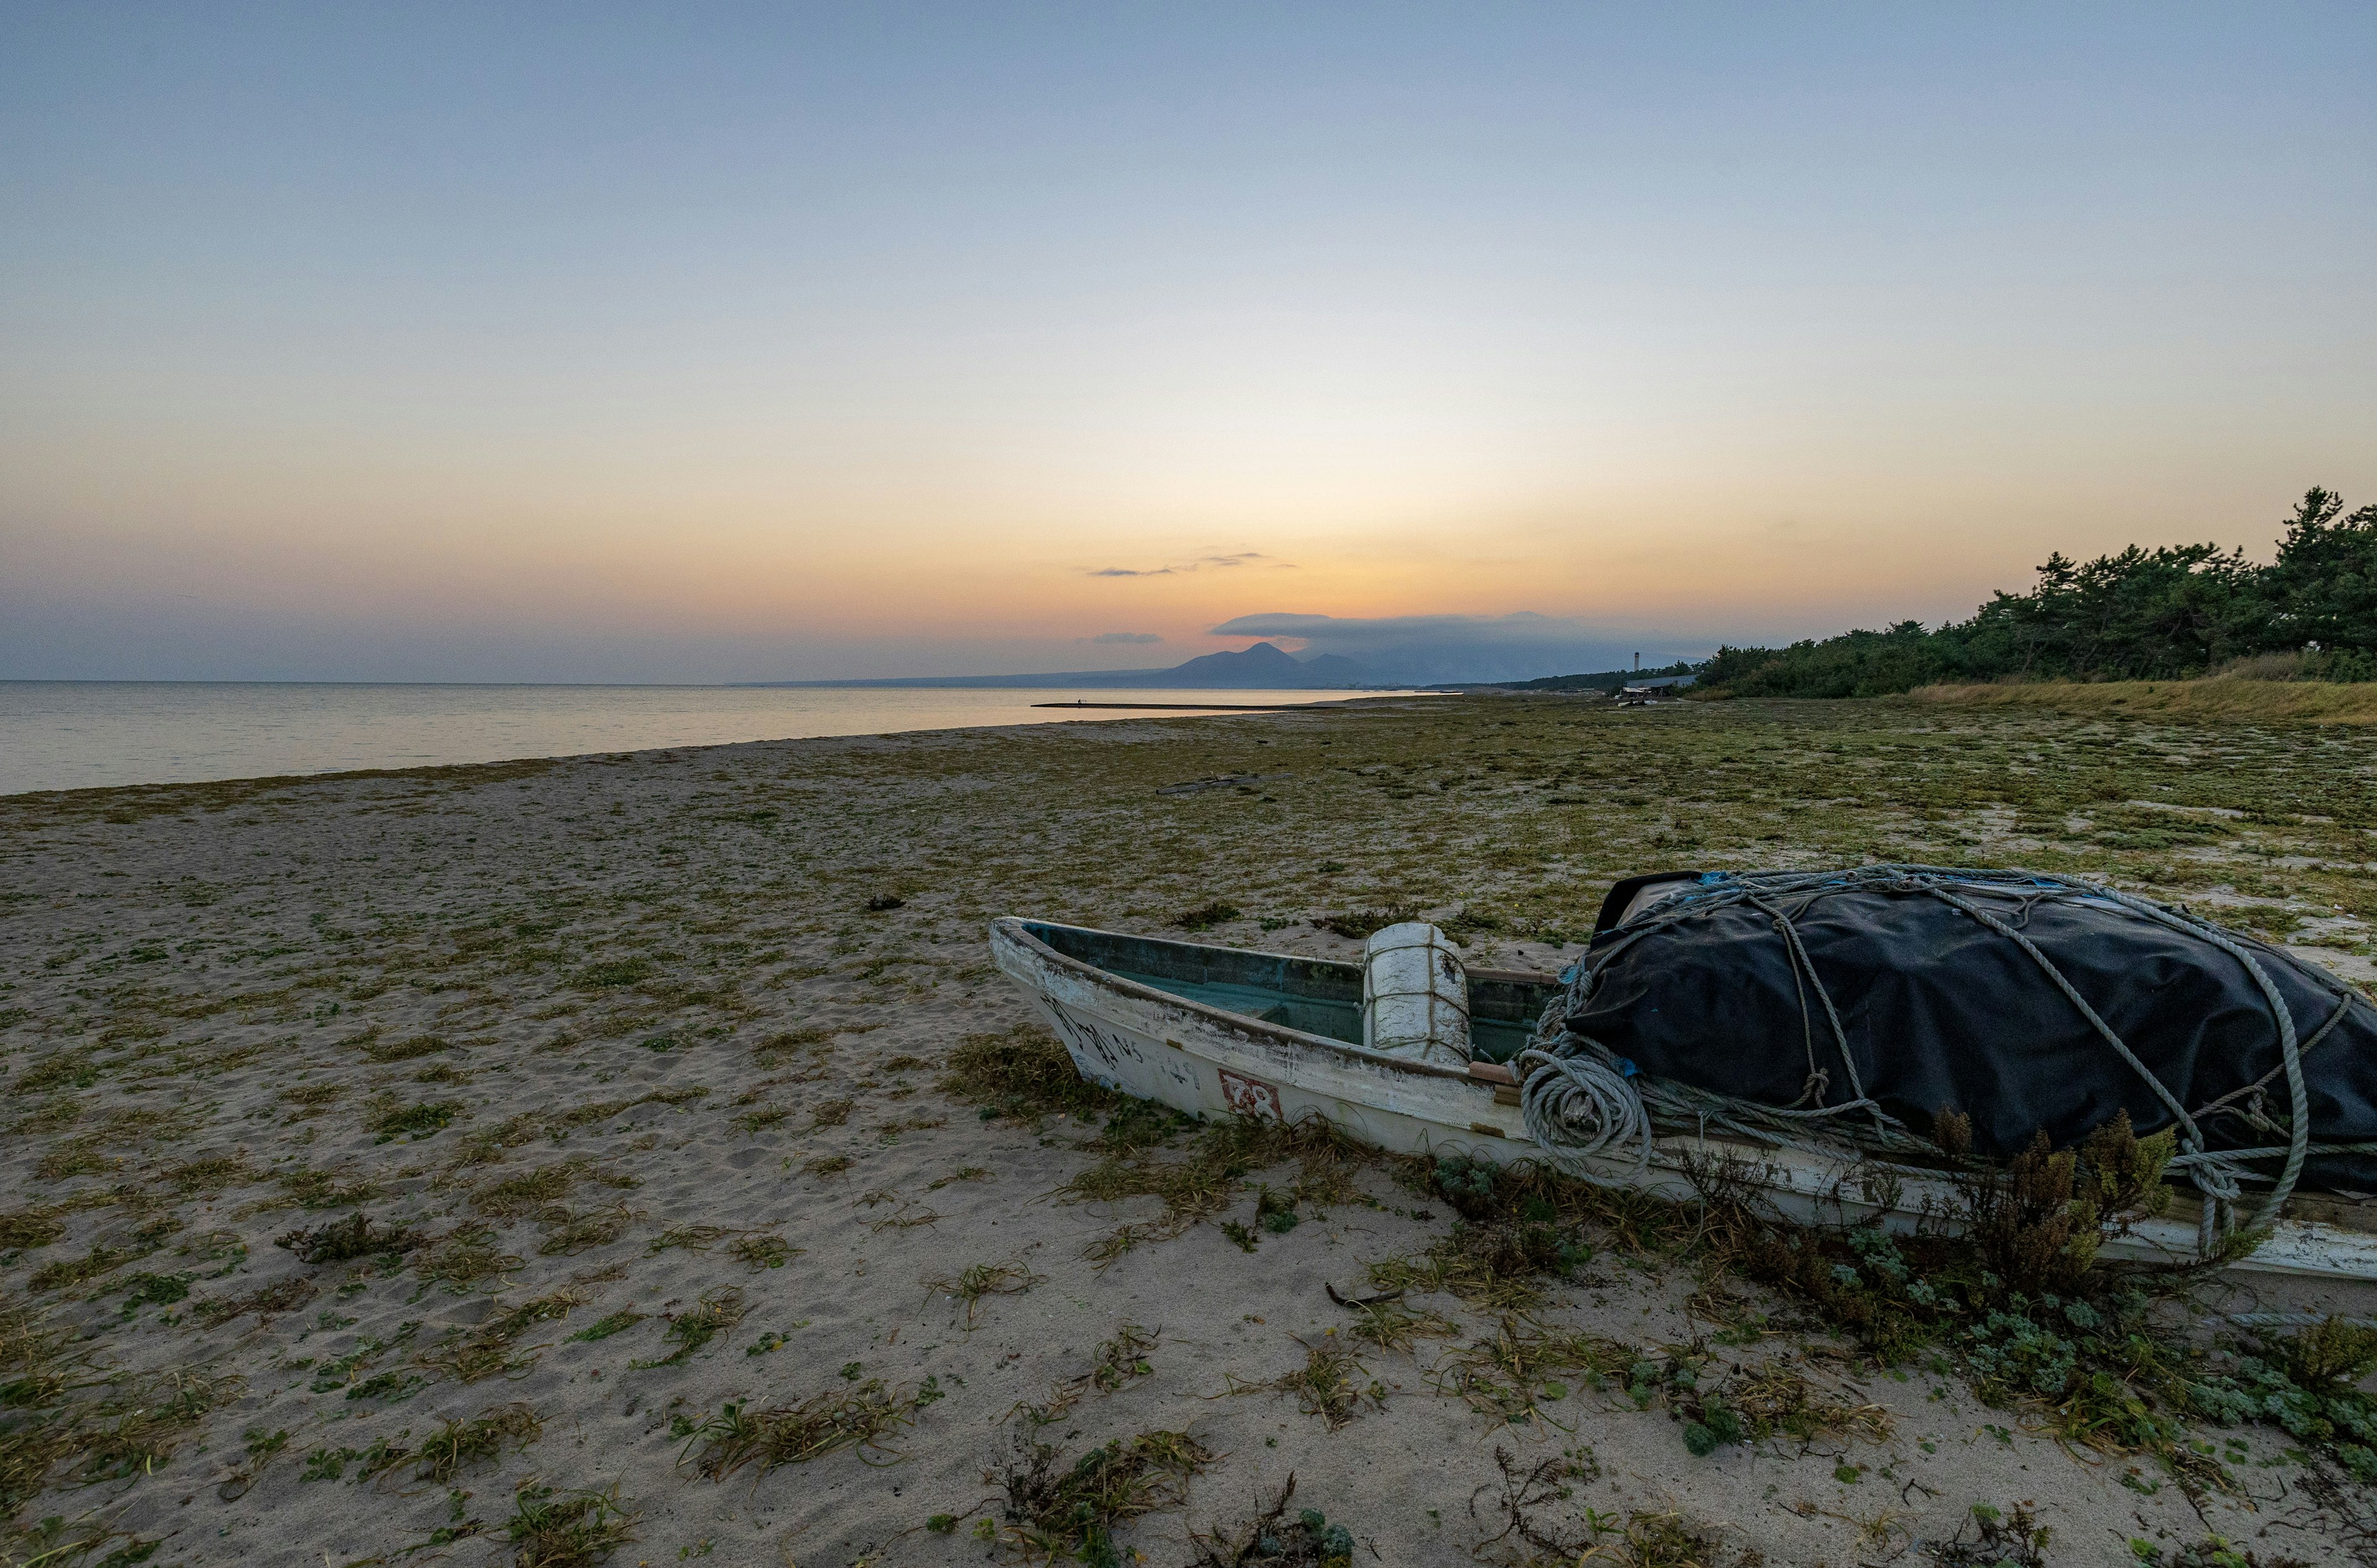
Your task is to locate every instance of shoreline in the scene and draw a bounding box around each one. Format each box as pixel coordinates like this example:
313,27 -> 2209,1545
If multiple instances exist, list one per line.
0,687 -> 1428,801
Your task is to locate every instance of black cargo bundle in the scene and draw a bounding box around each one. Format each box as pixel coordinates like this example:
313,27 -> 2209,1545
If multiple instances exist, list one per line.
1554,866 -> 2377,1203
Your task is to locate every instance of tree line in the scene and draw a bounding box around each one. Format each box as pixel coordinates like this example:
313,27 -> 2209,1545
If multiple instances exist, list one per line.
1700,488 -> 2377,697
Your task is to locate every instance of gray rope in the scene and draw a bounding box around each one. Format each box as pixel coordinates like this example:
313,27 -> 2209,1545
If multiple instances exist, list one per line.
2087,882 -> 2315,1233
1513,1046 -> 1650,1183
1743,890 -> 1879,1127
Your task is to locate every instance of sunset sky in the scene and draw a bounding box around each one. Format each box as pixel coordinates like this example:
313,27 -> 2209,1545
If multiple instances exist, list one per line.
3,4 -> 2372,682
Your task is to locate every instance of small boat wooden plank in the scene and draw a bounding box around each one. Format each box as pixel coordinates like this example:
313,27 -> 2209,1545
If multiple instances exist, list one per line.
990,916 -> 2377,1281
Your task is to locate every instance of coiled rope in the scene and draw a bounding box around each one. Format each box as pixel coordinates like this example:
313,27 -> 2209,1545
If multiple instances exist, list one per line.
1514,864 -> 2375,1256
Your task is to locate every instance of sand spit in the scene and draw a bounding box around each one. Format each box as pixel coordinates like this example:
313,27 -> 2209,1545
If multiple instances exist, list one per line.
4,697 -> 2377,1566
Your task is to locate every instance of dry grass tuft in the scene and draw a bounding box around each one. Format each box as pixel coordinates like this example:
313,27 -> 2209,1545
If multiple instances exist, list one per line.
279,1081 -> 345,1117
1229,1335 -> 1380,1429
1312,903 -> 1420,940
534,1203 -> 636,1257
644,1223 -> 734,1255
1063,1114 -> 1369,1265
417,1225 -> 524,1290
1016,1323 -> 1159,1425
1187,1475 -> 1358,1567
163,1154 -> 257,1195
1432,1315 -> 1636,1429
925,1260 -> 1044,1326
503,1479 -> 636,1568
0,1208 -> 66,1252
1331,1293 -> 1460,1356
28,1245 -> 142,1294
1723,1356 -> 1893,1445
416,1402 -> 544,1484
727,1232 -> 797,1270
360,1033 -> 452,1063
275,1212 -> 420,1265
680,1376 -> 945,1476
474,1164 -> 581,1218
994,1429 -> 1214,1563
636,1288 -> 745,1367
938,1023 -> 1117,1123
193,1275 -> 316,1327
417,1289 -> 590,1384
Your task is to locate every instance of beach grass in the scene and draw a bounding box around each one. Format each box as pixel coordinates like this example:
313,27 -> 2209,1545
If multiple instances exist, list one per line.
2,693 -> 2372,1562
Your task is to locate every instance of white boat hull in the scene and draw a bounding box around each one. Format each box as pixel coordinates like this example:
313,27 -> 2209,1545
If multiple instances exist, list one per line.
990,917 -> 2377,1281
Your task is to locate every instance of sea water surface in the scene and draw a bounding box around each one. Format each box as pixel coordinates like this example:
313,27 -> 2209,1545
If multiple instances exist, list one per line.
0,682 -> 1407,797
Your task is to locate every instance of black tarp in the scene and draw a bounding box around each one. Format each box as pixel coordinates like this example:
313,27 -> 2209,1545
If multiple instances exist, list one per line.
1564,870 -> 2377,1192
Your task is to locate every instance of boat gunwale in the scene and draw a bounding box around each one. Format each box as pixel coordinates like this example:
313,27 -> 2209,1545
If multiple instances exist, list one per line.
992,916 -> 1556,1085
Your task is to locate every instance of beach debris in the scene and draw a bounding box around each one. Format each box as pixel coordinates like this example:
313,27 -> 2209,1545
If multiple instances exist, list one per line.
1176,899 -> 1241,931
727,1232 -> 797,1270
1187,1475 -> 1359,1567
1311,903 -> 1421,940
644,1224 -> 735,1255
1931,1503 -> 2050,1568
992,1429 -> 1213,1564
859,1189 -> 940,1231
474,1163 -> 584,1219
275,1211 -> 422,1265
371,1098 -> 462,1143
1156,773 -> 1283,796
1466,1448 -> 1611,1564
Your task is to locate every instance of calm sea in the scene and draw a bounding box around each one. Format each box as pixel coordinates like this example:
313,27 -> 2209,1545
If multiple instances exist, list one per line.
0,682 -> 1402,797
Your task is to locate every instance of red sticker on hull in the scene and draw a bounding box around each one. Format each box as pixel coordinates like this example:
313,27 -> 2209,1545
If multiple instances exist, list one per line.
1217,1068 -> 1283,1121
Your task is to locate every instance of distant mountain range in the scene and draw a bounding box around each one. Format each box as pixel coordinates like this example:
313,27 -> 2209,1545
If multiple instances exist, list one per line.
740,641 -> 1375,690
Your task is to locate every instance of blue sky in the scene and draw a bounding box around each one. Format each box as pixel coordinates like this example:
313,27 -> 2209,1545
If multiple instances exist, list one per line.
3,3 -> 2371,681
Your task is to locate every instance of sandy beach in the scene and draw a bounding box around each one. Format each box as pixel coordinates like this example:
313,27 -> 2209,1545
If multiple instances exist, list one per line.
6,693 -> 2377,1568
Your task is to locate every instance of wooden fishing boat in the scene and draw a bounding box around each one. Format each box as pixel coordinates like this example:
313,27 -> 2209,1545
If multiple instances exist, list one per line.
989,916 -> 2377,1281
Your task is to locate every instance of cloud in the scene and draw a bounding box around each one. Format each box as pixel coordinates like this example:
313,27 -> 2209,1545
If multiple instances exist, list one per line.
1206,611 -> 1705,685
1088,552 -> 1271,578
1081,631 -> 1164,644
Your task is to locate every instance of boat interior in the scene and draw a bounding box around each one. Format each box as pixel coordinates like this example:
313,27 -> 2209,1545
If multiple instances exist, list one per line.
1018,919 -> 1562,1063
